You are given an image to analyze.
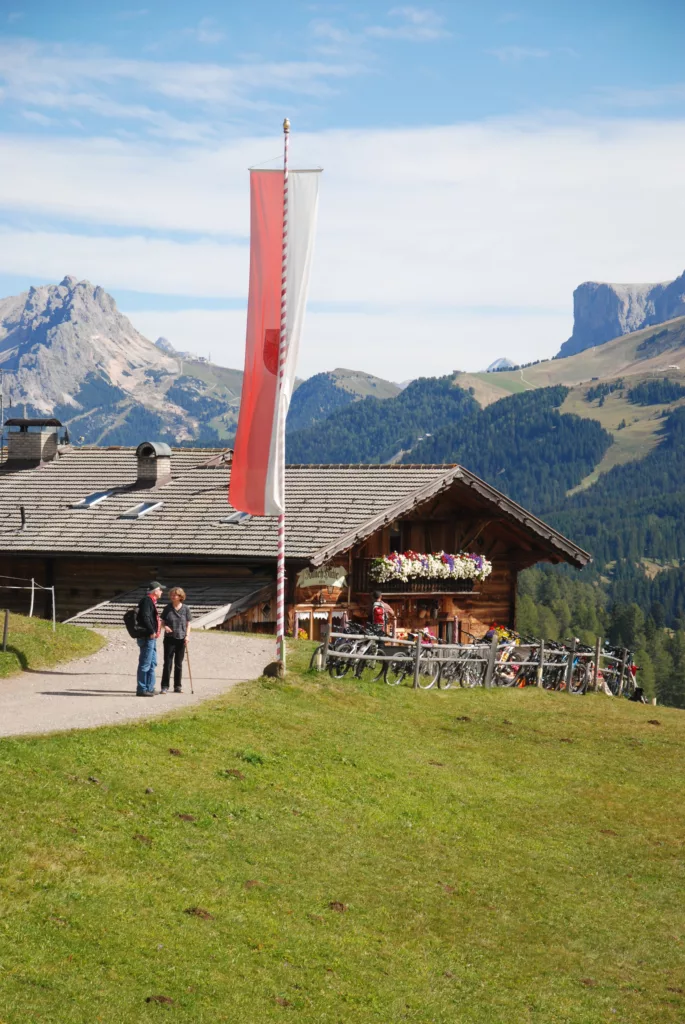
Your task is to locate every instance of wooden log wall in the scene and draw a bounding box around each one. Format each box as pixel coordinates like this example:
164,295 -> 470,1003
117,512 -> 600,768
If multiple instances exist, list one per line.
349,514 -> 519,635
0,555 -> 269,621
351,561 -> 516,638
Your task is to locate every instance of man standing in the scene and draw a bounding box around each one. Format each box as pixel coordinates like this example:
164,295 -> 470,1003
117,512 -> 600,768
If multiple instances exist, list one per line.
371,591 -> 396,635
136,581 -> 164,696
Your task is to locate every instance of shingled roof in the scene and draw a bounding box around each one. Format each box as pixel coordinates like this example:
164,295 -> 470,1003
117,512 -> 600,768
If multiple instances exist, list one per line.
0,445 -> 590,567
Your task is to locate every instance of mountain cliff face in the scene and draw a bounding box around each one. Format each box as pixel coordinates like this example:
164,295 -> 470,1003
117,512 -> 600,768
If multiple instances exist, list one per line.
557,270 -> 683,358
0,277 -> 242,445
0,276 -> 178,411
0,278 -> 397,447
557,270 -> 685,358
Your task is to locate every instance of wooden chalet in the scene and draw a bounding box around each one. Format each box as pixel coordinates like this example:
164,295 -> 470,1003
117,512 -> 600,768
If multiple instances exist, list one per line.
0,419 -> 590,638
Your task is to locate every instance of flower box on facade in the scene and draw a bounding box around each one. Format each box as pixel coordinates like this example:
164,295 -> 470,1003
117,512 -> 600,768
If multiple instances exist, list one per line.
370,551 -> 491,584
379,577 -> 476,594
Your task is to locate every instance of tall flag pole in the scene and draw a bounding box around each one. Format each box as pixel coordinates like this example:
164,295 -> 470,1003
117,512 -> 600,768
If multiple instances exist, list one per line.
229,121 -> 321,672
276,117 -> 290,668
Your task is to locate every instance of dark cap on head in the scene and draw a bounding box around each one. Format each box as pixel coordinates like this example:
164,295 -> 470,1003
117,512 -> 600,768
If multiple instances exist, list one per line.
147,580 -> 164,592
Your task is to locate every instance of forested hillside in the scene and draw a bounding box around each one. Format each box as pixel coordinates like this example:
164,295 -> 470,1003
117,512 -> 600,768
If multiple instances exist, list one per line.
286,372 -> 357,433
550,407 -> 685,564
286,376 -> 479,463
402,386 -> 612,514
288,379 -> 613,513
287,367 -> 685,705
518,567 -> 685,707
286,368 -> 399,433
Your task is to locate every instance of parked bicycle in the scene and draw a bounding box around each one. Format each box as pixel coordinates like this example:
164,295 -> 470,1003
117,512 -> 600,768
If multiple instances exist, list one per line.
311,622 -> 640,700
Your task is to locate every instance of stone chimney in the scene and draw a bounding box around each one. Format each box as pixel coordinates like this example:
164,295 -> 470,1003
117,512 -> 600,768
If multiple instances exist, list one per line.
5,418 -> 61,463
135,441 -> 172,487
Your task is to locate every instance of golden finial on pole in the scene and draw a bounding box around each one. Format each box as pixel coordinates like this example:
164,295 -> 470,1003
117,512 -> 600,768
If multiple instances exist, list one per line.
283,117 -> 290,134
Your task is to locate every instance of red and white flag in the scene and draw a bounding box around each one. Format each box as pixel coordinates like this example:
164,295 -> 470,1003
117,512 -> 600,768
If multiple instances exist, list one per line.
229,168 -> 320,516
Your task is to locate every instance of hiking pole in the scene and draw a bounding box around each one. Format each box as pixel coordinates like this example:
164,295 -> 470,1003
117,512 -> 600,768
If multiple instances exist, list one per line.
185,643 -> 195,695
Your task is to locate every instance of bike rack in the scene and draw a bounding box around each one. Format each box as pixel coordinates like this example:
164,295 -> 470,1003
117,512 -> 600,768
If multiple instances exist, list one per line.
316,629 -> 635,697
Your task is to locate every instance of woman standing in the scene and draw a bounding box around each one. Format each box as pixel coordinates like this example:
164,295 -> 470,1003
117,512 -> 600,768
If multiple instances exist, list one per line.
160,587 -> 192,693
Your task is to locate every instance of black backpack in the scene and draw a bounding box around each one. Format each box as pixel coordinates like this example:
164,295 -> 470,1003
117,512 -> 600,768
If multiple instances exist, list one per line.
123,606 -> 146,639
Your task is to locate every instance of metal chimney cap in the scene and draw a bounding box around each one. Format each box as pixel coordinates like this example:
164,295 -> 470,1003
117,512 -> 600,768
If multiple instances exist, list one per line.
136,441 -> 172,459
5,417 -> 63,429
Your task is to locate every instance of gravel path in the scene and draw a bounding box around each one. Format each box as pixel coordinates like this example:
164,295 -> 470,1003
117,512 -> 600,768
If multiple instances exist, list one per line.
0,630 -> 274,738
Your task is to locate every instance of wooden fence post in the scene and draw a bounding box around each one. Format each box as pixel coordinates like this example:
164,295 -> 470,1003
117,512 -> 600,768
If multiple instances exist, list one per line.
564,638 -> 577,693
320,625 -> 331,673
536,638 -> 545,688
618,648 -> 628,697
592,636 -> 601,692
29,578 -> 35,619
2,608 -> 8,652
413,631 -> 422,690
484,633 -> 498,689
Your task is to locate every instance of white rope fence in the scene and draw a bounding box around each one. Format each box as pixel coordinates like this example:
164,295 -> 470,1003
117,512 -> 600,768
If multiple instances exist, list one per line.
0,575 -> 56,631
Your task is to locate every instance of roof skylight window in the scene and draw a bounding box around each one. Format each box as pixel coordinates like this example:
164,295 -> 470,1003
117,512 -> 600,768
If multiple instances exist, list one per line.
221,511 -> 252,525
70,490 -> 112,509
120,501 -> 164,520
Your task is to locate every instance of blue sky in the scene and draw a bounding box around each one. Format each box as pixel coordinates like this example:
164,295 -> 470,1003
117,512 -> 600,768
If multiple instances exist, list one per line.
0,1 -> 683,376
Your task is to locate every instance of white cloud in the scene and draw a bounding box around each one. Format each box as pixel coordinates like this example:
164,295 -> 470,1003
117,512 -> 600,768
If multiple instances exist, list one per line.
0,116 -> 684,376
191,18 -> 225,45
0,228 -> 248,297
125,306 -> 571,378
367,7 -> 449,42
488,45 -> 550,61
20,109 -> 54,125
311,6 -> 449,52
597,83 -> 685,108
0,38 -> 362,136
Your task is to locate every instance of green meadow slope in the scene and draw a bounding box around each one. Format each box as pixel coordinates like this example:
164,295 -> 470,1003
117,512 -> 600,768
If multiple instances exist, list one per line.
0,644 -> 684,1023
457,315 -> 685,407
0,613 -> 104,678
449,316 -> 685,487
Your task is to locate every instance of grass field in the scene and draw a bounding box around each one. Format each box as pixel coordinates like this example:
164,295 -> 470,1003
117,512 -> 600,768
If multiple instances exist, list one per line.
453,316 -> 685,411
0,642 -> 684,1022
561,389 -> 676,493
0,613 -> 105,678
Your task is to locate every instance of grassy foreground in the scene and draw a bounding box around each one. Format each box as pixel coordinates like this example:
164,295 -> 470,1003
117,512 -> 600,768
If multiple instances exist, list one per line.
0,644 -> 684,1023
0,612 -> 104,678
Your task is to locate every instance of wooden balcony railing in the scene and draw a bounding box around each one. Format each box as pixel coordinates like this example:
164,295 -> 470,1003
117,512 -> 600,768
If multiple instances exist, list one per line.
352,558 -> 477,595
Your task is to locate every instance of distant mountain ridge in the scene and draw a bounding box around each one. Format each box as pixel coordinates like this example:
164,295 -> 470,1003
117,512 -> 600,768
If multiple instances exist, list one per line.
286,368 -> 399,433
0,276 -> 178,411
0,277 -> 402,447
0,276 -> 243,445
485,357 -> 516,372
557,270 -> 685,358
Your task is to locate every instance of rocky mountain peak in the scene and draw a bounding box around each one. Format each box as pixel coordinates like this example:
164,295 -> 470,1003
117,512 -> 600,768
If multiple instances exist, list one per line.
485,357 -> 516,372
557,270 -> 685,359
0,276 -> 176,413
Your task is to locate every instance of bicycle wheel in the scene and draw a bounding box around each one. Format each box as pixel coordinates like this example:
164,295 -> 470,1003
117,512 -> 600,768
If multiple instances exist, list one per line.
309,644 -> 325,671
439,659 -> 459,690
384,653 -> 411,686
355,642 -> 385,682
328,641 -> 354,680
568,662 -> 588,694
416,653 -> 441,690
542,662 -> 563,690
621,671 -> 637,699
458,658 -> 484,688
493,664 -> 518,687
